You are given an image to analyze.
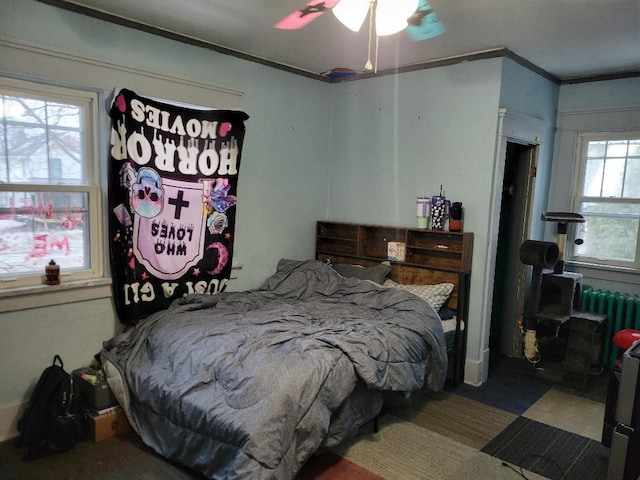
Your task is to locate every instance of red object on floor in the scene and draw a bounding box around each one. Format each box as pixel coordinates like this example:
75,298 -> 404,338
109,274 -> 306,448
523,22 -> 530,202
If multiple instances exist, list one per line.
613,329 -> 640,350
296,450 -> 384,480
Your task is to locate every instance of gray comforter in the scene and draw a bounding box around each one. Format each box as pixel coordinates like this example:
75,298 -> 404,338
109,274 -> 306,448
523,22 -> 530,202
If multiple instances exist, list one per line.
102,259 -> 447,479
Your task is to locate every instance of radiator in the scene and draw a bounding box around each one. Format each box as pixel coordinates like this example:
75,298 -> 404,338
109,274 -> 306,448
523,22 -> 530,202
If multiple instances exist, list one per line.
581,288 -> 640,367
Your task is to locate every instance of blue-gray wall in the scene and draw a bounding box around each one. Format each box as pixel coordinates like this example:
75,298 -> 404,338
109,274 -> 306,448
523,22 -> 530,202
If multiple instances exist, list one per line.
328,61 -> 503,383
0,0 -> 638,441
326,57 -> 560,384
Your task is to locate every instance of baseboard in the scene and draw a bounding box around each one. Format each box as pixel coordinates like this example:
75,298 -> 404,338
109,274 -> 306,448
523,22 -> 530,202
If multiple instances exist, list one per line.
0,402 -> 25,443
463,348 -> 491,386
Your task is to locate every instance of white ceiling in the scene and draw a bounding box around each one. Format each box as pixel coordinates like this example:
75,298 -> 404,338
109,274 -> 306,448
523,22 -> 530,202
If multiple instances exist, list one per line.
46,0 -> 640,82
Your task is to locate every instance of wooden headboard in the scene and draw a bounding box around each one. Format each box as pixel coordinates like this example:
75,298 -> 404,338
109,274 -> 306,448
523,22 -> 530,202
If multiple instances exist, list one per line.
315,221 -> 474,312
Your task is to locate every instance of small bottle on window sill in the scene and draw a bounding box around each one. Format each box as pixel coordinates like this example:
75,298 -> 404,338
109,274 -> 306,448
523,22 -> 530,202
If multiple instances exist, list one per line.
44,259 -> 61,285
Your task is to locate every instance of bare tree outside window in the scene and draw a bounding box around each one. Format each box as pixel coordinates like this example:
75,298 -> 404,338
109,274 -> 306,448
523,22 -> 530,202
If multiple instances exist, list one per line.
0,80 -> 101,286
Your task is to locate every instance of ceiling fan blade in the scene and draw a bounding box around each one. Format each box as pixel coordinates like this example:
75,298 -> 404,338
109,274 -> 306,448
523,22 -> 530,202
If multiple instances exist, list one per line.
275,0 -> 341,30
406,0 -> 445,41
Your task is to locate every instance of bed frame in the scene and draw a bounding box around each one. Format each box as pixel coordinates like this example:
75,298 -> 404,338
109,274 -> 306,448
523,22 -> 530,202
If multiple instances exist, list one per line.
316,221 -> 473,385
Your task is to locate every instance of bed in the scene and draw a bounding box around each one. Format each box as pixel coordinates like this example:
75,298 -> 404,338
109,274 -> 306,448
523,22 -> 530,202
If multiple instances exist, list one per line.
101,258 -> 450,479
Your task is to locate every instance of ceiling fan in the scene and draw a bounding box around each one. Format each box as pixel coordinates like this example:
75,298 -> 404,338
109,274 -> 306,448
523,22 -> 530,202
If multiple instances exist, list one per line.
275,0 -> 444,72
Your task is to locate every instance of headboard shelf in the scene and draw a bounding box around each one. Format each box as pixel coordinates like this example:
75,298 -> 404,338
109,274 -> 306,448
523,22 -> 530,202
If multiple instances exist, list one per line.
317,221 -> 473,273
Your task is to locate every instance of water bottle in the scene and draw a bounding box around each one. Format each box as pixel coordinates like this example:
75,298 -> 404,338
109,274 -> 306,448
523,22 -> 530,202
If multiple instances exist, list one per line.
430,195 -> 449,231
416,197 -> 429,229
449,202 -> 463,232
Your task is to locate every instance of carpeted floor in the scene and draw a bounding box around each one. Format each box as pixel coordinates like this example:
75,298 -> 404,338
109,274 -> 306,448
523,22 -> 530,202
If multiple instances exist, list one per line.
0,355 -> 612,480
482,417 -> 609,480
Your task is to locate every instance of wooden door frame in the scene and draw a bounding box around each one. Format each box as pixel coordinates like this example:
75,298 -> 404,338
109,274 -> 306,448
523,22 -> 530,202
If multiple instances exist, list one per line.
473,108 -> 547,384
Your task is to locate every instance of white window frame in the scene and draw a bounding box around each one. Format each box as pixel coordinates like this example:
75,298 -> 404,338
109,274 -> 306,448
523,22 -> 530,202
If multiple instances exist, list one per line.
568,131 -> 640,271
0,77 -> 105,295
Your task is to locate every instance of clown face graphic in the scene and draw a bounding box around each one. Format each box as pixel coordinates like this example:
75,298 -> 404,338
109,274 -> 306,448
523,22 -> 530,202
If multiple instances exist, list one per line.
131,167 -> 164,218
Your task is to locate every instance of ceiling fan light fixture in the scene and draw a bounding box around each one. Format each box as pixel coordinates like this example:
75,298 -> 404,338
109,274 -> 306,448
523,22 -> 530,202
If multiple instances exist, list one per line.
375,0 -> 419,36
333,0 -> 371,32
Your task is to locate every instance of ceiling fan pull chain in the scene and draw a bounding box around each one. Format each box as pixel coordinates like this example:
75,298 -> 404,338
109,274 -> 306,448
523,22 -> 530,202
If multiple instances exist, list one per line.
365,0 -> 375,71
375,33 -> 379,73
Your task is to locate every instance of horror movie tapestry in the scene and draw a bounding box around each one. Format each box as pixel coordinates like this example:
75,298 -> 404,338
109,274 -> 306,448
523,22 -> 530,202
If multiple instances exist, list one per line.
108,89 -> 249,325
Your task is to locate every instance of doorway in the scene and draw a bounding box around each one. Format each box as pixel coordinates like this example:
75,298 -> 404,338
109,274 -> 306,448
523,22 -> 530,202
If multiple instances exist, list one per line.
489,141 -> 538,364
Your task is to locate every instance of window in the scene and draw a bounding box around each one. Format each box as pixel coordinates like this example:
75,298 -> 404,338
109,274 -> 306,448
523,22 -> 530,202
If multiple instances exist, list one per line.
570,132 -> 640,270
0,78 -> 103,288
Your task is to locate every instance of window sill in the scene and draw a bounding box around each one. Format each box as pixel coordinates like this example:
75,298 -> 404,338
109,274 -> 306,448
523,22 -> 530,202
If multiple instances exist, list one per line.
0,278 -> 113,313
565,261 -> 640,286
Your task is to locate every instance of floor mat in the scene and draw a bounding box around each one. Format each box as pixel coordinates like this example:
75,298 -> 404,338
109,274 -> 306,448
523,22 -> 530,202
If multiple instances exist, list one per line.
481,417 -> 609,480
447,372 -> 551,415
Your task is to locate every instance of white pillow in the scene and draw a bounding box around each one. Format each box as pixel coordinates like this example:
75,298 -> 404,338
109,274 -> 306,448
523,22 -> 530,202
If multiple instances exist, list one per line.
384,279 -> 454,310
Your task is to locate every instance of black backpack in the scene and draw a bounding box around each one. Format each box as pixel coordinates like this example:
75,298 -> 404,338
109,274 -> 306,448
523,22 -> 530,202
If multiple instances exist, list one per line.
17,355 -> 85,460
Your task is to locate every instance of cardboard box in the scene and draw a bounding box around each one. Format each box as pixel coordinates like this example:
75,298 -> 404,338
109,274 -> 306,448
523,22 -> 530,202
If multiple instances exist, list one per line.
73,368 -> 118,409
87,409 -> 131,442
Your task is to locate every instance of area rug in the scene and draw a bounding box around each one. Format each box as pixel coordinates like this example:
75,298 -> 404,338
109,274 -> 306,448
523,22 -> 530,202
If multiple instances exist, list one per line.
481,416 -> 609,480
332,414 -> 480,480
331,414 -> 555,480
386,390 -> 518,450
